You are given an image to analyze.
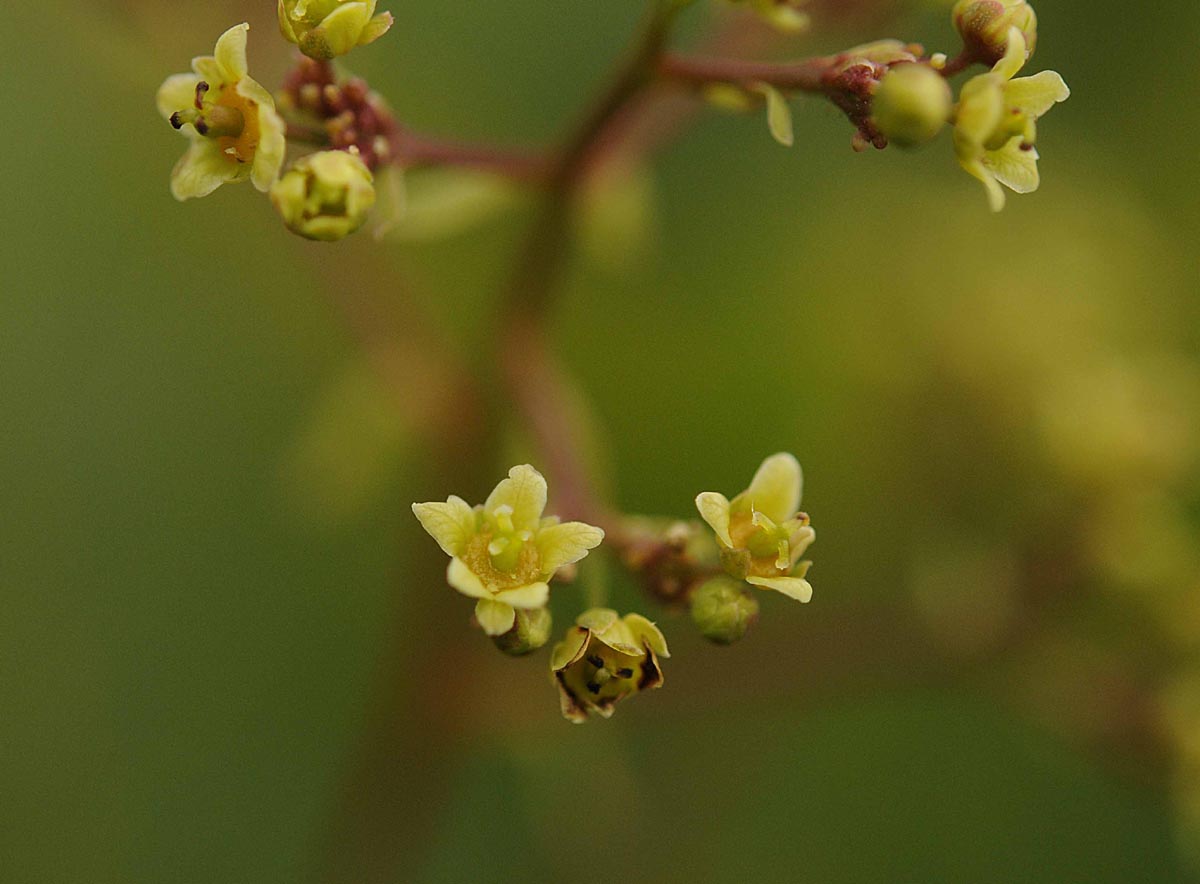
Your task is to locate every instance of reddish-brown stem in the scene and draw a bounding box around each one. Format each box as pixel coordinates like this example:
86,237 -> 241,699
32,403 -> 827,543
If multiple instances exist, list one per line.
386,130 -> 549,181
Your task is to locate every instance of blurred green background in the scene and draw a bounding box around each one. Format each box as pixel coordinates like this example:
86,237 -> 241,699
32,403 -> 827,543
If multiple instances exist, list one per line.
5,0 -> 1200,882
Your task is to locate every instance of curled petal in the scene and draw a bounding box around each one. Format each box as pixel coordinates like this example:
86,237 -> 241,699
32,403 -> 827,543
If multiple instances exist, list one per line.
958,156 -> 1006,212
475,599 -> 516,636
550,627 -> 590,672
695,491 -> 733,547
746,574 -> 813,602
992,28 -> 1028,81
623,613 -> 670,658
213,22 -> 250,82
575,607 -> 619,634
446,557 -> 490,599
359,12 -> 394,46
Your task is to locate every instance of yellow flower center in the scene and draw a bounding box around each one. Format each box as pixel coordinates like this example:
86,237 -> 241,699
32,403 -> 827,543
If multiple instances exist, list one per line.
169,81 -> 261,166
461,517 -> 543,591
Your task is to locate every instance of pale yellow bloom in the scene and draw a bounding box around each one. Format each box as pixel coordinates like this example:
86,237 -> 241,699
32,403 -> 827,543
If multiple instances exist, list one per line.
156,24 -> 285,201
550,608 -> 669,723
278,0 -> 393,59
412,465 -> 604,637
695,453 -> 815,602
953,28 -> 1069,211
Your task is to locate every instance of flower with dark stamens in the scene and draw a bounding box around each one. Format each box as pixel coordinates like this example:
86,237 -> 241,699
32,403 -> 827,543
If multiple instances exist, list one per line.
550,609 -> 669,723
156,24 -> 285,201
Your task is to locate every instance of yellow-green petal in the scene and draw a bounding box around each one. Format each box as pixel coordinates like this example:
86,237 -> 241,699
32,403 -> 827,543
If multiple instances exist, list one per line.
695,491 -> 733,547
959,156 -> 1007,212
955,75 -> 1005,151
743,452 -> 802,524
992,28 -> 1027,81
576,607 -> 619,633
315,2 -> 374,57
493,582 -> 550,610
550,628 -> 590,671
1005,70 -> 1070,118
358,11 -> 394,46
753,82 -> 794,147
535,521 -> 604,575
484,464 -> 547,529
170,140 -> 242,201
213,22 -> 250,82
446,557 -> 490,599
623,613 -> 670,658
156,73 -> 203,122
746,574 -> 814,602
191,55 -> 223,86
984,138 -> 1040,194
475,599 -> 516,636
277,0 -> 298,42
412,496 -> 477,557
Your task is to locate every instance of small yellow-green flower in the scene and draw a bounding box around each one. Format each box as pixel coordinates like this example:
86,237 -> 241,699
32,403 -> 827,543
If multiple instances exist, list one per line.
156,23 -> 285,201
550,608 -> 669,723
953,28 -> 1069,211
695,452 -> 815,602
271,149 -> 376,241
412,465 -> 604,637
728,0 -> 810,34
278,0 -> 394,59
952,0 -> 1037,67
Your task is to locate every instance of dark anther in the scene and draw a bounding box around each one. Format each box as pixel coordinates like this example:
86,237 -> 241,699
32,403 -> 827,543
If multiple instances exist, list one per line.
615,668 -> 634,679
169,112 -> 184,129
586,682 -> 601,695
194,118 -> 209,136
1020,142 -> 1034,151
194,81 -> 210,110
587,655 -> 605,668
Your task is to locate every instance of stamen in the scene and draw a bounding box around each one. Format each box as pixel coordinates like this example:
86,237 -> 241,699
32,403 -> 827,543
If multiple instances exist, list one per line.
194,81 -> 210,110
587,655 -> 605,669
615,668 -> 634,679
586,682 -> 601,695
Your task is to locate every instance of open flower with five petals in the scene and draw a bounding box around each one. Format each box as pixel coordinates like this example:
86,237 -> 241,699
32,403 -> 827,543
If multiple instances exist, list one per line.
952,28 -> 1069,211
551,608 -> 669,723
695,453 -> 815,602
412,465 -> 604,637
156,24 -> 286,201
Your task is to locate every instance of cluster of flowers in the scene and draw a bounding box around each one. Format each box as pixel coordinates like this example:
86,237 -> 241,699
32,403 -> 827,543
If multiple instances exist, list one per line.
868,0 -> 1069,210
412,455 -> 814,722
156,2 -> 393,240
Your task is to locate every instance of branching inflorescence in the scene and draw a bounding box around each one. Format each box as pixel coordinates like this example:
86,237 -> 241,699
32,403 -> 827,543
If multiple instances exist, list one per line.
156,0 -> 1069,722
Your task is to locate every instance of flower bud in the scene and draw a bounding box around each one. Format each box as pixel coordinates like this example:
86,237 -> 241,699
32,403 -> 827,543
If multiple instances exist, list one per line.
871,64 -> 952,148
270,150 -> 376,242
691,577 -> 760,645
952,0 -> 1037,66
492,607 -> 553,656
278,0 -> 394,60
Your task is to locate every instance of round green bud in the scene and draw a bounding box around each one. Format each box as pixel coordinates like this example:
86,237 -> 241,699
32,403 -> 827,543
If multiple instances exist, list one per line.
952,0 -> 1037,66
871,64 -> 952,148
270,150 -> 376,242
492,607 -> 553,656
691,578 -> 759,645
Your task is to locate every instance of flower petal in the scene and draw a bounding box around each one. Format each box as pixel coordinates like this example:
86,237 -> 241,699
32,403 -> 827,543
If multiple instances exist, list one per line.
484,464 -> 547,529
992,28 -> 1027,81
744,452 -> 802,523
475,599 -> 516,636
277,0 -> 298,43
446,557 -> 490,599
550,627 -> 590,672
1005,70 -> 1070,119
984,139 -> 1040,194
358,11 -> 394,46
493,581 -> 550,609
213,22 -> 250,82
695,491 -> 733,547
156,73 -> 203,122
746,575 -> 813,602
249,97 -> 287,192
169,140 -> 241,201
575,607 -> 619,634
536,521 -> 604,575
623,613 -> 670,658
412,496 -> 477,557
955,75 -> 1005,150
315,2 -> 373,57
958,156 -> 1006,212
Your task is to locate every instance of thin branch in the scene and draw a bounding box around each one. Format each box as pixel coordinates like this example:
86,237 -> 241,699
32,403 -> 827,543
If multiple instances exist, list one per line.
658,51 -> 833,92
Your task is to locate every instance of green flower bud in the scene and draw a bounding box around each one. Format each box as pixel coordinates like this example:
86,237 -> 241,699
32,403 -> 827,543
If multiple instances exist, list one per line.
270,150 -> 376,242
278,0 -> 394,60
691,578 -> 760,645
491,607 -> 553,656
952,0 -> 1037,66
871,64 -> 952,148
